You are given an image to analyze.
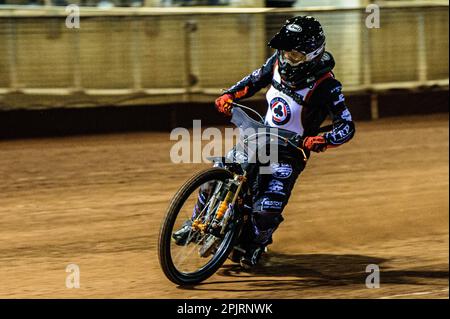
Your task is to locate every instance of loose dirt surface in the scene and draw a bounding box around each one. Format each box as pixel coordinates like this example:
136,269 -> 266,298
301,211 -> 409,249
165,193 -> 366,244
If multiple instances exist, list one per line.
0,113 -> 448,299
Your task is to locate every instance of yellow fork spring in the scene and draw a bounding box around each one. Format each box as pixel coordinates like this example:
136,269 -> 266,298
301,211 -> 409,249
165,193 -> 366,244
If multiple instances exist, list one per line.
215,201 -> 228,220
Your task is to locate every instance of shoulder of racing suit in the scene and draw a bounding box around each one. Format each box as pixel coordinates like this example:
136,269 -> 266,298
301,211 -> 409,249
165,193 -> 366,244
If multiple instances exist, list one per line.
224,53 -> 277,99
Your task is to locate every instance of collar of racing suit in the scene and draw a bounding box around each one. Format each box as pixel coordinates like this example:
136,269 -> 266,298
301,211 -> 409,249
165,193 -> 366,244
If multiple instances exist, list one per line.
271,51 -> 336,107
279,51 -> 336,90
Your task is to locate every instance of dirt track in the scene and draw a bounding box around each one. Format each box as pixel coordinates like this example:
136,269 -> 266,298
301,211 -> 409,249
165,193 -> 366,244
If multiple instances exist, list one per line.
0,113 -> 448,299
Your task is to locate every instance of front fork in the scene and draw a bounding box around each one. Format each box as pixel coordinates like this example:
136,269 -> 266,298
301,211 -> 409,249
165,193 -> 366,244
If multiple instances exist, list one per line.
219,172 -> 247,235
192,171 -> 247,236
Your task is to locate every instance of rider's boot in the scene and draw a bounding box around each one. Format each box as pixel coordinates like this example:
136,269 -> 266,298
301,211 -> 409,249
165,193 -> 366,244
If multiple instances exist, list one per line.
239,243 -> 267,269
172,189 -> 209,246
239,235 -> 273,269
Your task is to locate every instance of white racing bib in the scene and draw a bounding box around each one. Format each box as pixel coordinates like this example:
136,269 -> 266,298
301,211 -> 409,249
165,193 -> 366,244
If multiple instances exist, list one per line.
264,66 -> 313,136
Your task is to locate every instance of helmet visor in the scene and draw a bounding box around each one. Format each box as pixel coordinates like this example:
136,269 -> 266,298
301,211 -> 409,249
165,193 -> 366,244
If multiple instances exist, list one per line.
279,44 -> 325,66
280,50 -> 307,66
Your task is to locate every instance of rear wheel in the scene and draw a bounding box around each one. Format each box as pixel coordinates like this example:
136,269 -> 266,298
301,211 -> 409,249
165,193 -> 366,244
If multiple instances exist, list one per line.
158,168 -> 241,285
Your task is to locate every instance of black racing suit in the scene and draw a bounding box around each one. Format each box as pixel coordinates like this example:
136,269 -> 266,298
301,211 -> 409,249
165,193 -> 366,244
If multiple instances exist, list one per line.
224,51 -> 356,248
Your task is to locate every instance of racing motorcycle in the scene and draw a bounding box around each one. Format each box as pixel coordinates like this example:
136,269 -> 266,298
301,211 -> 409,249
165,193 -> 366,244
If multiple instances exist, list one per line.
158,103 -> 307,285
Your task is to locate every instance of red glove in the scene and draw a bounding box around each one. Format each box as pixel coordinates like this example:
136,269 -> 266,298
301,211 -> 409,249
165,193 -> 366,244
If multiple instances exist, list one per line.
303,136 -> 328,152
215,93 -> 234,116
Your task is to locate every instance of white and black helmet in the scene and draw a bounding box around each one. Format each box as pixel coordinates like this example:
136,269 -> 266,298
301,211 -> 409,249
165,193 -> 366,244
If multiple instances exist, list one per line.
269,16 -> 326,88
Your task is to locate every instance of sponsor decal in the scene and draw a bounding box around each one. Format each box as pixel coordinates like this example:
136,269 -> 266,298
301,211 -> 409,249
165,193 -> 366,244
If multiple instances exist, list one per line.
331,85 -> 342,94
252,69 -> 261,79
333,94 -> 345,106
262,198 -> 283,211
271,163 -> 293,179
341,109 -> 353,121
266,180 -> 286,195
270,97 -> 291,126
286,24 -> 302,32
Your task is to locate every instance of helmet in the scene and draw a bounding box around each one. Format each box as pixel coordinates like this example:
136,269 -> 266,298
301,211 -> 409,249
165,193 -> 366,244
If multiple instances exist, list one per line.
268,16 -> 326,88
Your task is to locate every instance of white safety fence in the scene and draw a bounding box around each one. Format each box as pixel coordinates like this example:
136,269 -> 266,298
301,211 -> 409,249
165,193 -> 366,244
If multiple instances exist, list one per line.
0,4 -> 448,110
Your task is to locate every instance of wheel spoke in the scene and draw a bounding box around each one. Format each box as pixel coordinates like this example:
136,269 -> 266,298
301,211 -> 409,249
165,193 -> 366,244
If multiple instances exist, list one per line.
173,233 -> 207,266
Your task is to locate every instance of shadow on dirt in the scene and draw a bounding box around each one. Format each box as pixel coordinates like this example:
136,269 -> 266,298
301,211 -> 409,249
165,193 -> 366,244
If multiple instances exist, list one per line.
178,252 -> 449,292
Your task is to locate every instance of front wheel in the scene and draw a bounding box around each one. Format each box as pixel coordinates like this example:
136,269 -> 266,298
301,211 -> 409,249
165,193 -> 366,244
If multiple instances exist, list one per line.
158,167 -> 241,285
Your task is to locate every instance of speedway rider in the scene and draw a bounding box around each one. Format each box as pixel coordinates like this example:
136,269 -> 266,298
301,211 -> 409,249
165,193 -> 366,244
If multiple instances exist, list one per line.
175,16 -> 355,269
